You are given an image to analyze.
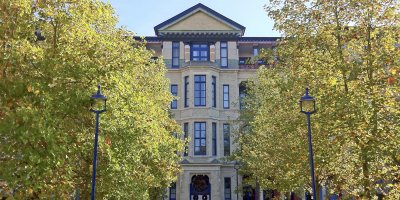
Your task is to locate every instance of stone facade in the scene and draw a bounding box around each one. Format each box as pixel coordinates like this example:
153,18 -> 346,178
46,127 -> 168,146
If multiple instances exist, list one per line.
137,3 -> 279,200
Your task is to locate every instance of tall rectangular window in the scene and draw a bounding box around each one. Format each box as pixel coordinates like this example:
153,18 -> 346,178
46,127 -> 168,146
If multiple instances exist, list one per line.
184,76 -> 189,107
194,75 -> 206,106
212,76 -> 216,108
220,42 -> 228,68
169,182 -> 176,200
223,85 -> 230,109
194,122 -> 206,155
183,123 -> 188,156
172,42 -> 180,68
171,84 -> 178,109
224,177 -> 231,200
191,44 -> 209,61
239,82 -> 247,110
253,46 -> 259,56
223,123 -> 230,156
212,122 -> 217,156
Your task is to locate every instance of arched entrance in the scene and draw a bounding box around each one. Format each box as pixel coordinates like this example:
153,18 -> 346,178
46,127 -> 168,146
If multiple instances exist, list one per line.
190,175 -> 211,200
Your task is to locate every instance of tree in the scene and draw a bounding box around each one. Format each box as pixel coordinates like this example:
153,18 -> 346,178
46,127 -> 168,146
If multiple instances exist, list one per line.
237,0 -> 400,199
0,0 -> 183,199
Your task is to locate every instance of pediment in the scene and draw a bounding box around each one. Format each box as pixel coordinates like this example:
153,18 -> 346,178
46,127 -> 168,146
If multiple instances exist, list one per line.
154,3 -> 245,36
164,11 -> 236,31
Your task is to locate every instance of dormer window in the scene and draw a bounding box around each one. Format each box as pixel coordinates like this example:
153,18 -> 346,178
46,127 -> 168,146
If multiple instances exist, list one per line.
191,44 -> 209,61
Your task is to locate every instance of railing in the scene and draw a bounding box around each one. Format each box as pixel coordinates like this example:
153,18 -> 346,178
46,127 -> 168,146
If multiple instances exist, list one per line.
239,57 -> 266,69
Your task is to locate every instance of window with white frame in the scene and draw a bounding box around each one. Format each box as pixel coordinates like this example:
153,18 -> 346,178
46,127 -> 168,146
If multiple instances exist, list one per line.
191,44 -> 209,61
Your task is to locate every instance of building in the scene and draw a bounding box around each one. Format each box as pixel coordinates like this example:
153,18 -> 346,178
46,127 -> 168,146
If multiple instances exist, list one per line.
136,4 -> 279,200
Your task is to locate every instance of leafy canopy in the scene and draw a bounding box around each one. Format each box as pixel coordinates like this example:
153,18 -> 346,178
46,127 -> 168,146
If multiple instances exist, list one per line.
0,0 -> 183,199
237,0 -> 400,199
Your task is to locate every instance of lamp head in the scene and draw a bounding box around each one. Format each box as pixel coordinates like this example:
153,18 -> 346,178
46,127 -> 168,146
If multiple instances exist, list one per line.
234,161 -> 241,170
300,87 -> 316,114
91,85 -> 107,113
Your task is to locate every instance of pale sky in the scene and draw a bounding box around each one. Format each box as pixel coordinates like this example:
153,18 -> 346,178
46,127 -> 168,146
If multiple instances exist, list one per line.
106,0 -> 280,37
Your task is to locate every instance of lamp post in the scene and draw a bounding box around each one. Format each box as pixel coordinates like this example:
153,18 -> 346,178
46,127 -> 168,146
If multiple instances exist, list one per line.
234,161 -> 240,200
90,85 -> 107,200
300,87 -> 317,200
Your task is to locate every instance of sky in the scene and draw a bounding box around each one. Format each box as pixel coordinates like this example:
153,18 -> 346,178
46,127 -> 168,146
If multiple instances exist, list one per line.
105,0 -> 281,37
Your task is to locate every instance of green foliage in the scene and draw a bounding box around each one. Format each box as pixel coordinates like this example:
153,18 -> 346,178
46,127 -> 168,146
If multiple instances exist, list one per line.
237,0 -> 400,199
0,0 -> 183,198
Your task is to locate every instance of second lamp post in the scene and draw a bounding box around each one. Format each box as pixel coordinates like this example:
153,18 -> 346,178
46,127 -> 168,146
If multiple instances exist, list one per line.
300,87 -> 317,200
90,85 -> 107,200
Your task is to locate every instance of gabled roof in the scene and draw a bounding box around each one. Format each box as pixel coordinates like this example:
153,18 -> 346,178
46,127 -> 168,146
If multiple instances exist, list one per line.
154,3 -> 246,36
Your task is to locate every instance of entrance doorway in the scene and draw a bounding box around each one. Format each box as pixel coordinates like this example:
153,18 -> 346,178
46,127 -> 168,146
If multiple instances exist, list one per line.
190,175 -> 211,200
242,175 -> 256,200
243,185 -> 256,200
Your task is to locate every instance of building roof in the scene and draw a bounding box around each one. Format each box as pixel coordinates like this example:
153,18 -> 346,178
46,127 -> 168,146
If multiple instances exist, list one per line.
238,37 -> 281,45
134,36 -> 281,43
239,37 -> 281,42
154,3 -> 246,36
134,36 -> 162,43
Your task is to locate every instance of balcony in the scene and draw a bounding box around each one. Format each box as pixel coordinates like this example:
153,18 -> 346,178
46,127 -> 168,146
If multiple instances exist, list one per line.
239,57 -> 266,69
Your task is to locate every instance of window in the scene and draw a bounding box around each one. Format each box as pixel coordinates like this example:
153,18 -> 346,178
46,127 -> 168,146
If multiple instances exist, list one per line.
194,75 -> 206,106
212,76 -> 216,108
224,177 -> 231,200
253,46 -> 259,56
172,42 -> 180,68
220,42 -> 228,67
184,76 -> 189,107
239,57 -> 250,65
223,85 -> 230,109
184,123 -> 188,156
239,82 -> 247,110
253,46 -> 266,64
169,182 -> 176,200
223,123 -> 230,156
171,84 -> 178,109
191,44 -> 209,61
194,122 -> 206,155
212,122 -> 217,156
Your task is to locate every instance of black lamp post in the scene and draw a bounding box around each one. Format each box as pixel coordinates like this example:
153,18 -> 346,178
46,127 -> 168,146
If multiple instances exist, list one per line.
90,85 -> 107,200
300,87 -> 317,200
234,161 -> 240,200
